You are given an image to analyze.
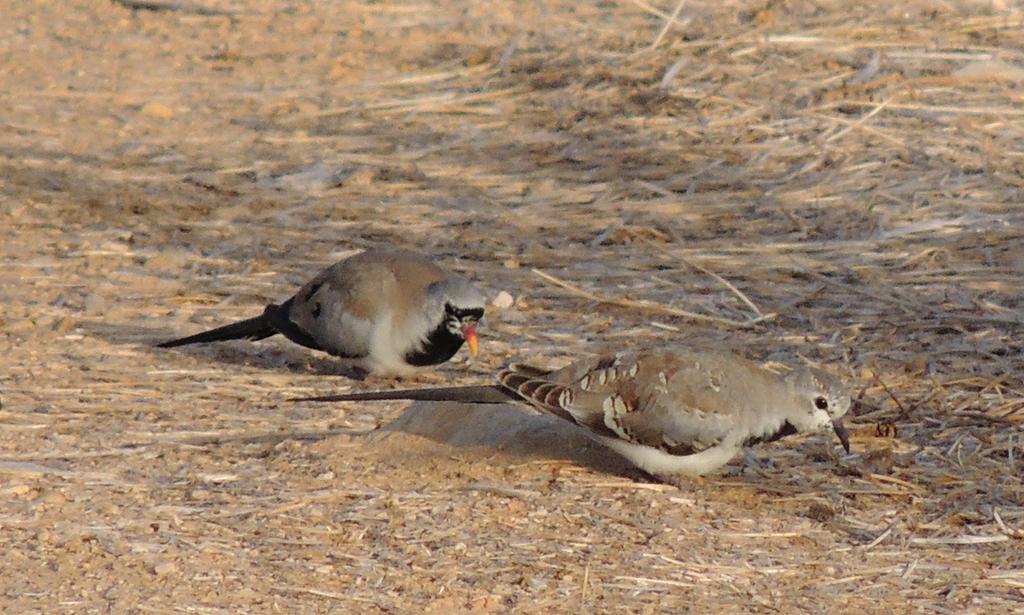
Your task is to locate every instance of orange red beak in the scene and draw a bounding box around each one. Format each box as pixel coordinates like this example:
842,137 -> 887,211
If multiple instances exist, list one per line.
463,324 -> 479,357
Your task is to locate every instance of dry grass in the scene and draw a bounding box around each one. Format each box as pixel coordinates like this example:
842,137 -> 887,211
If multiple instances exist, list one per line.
1,0 -> 1023,612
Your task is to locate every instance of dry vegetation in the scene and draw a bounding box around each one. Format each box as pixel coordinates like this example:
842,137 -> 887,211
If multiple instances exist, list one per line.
2,0 -> 1023,612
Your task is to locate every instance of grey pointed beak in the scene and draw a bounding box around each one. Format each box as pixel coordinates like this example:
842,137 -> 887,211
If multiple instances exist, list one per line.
832,419 -> 851,454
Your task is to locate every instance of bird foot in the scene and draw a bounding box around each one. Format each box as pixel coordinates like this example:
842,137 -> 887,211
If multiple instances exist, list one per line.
738,449 -> 778,476
653,473 -> 705,490
334,365 -> 370,381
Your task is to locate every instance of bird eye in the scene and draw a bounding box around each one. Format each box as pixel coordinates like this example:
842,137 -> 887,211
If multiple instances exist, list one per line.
814,396 -> 829,411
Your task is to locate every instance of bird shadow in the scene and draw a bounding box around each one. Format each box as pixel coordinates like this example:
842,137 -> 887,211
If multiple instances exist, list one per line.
366,400 -> 652,482
78,320 -> 354,377
363,401 -> 847,488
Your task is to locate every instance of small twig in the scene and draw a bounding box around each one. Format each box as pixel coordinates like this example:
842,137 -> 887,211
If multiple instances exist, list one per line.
797,266 -> 920,313
1009,433 -> 1016,472
825,95 -> 898,143
497,33 -> 524,71
874,374 -> 912,421
274,586 -> 357,601
816,99 -> 1024,117
639,237 -> 764,317
650,0 -> 688,50
950,409 -> 1014,424
659,56 -> 689,90
589,481 -> 676,492
0,446 -> 154,461
867,473 -> 924,493
0,460 -> 76,477
648,321 -> 681,332
464,482 -> 542,499
909,535 -> 1009,545
625,0 -> 688,24
157,428 -> 363,447
110,0 -> 237,16
614,575 -> 695,589
256,488 -> 383,516
581,562 -> 591,604
532,268 -> 773,329
993,508 -> 1024,539
679,255 -> 764,316
862,525 -> 894,550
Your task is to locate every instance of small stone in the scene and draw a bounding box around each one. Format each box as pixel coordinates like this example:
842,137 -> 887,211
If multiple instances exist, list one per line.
153,561 -> 178,576
805,502 -> 834,522
83,293 -> 105,315
52,317 -> 77,334
199,473 -> 240,484
491,290 -> 514,310
40,491 -> 68,505
141,102 -> 175,119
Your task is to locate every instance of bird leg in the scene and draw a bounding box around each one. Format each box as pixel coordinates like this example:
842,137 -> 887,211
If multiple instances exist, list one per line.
739,448 -> 778,476
654,473 -> 706,490
334,363 -> 370,381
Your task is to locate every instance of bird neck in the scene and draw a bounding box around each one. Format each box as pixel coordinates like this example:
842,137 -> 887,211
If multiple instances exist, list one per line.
403,319 -> 465,366
739,384 -> 803,447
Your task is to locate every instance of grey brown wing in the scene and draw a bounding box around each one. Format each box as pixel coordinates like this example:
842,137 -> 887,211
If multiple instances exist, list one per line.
605,387 -> 736,455
501,352 -> 739,455
496,356 -> 661,444
593,352 -> 741,455
496,363 -> 621,439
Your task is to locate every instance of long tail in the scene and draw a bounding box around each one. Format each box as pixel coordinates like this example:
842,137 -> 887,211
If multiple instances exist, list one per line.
157,307 -> 278,348
292,385 -> 513,404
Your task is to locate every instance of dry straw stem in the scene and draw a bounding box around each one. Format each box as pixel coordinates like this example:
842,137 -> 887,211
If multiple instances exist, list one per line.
641,238 -> 766,316
649,0 -> 690,50
531,268 -> 774,328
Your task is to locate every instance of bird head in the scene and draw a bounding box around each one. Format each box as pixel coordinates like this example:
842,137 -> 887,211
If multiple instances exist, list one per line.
783,367 -> 853,453
427,277 -> 485,356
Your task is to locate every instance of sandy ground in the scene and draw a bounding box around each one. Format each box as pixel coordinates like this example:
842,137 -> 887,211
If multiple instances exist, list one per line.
2,0 -> 1023,613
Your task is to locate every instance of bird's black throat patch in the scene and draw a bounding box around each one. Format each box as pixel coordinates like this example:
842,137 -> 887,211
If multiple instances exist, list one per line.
743,420 -> 798,448
403,319 -> 467,366
403,304 -> 483,367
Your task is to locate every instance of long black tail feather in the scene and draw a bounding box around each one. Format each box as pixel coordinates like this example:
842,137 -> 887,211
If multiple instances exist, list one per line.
157,312 -> 276,348
291,385 -> 513,404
